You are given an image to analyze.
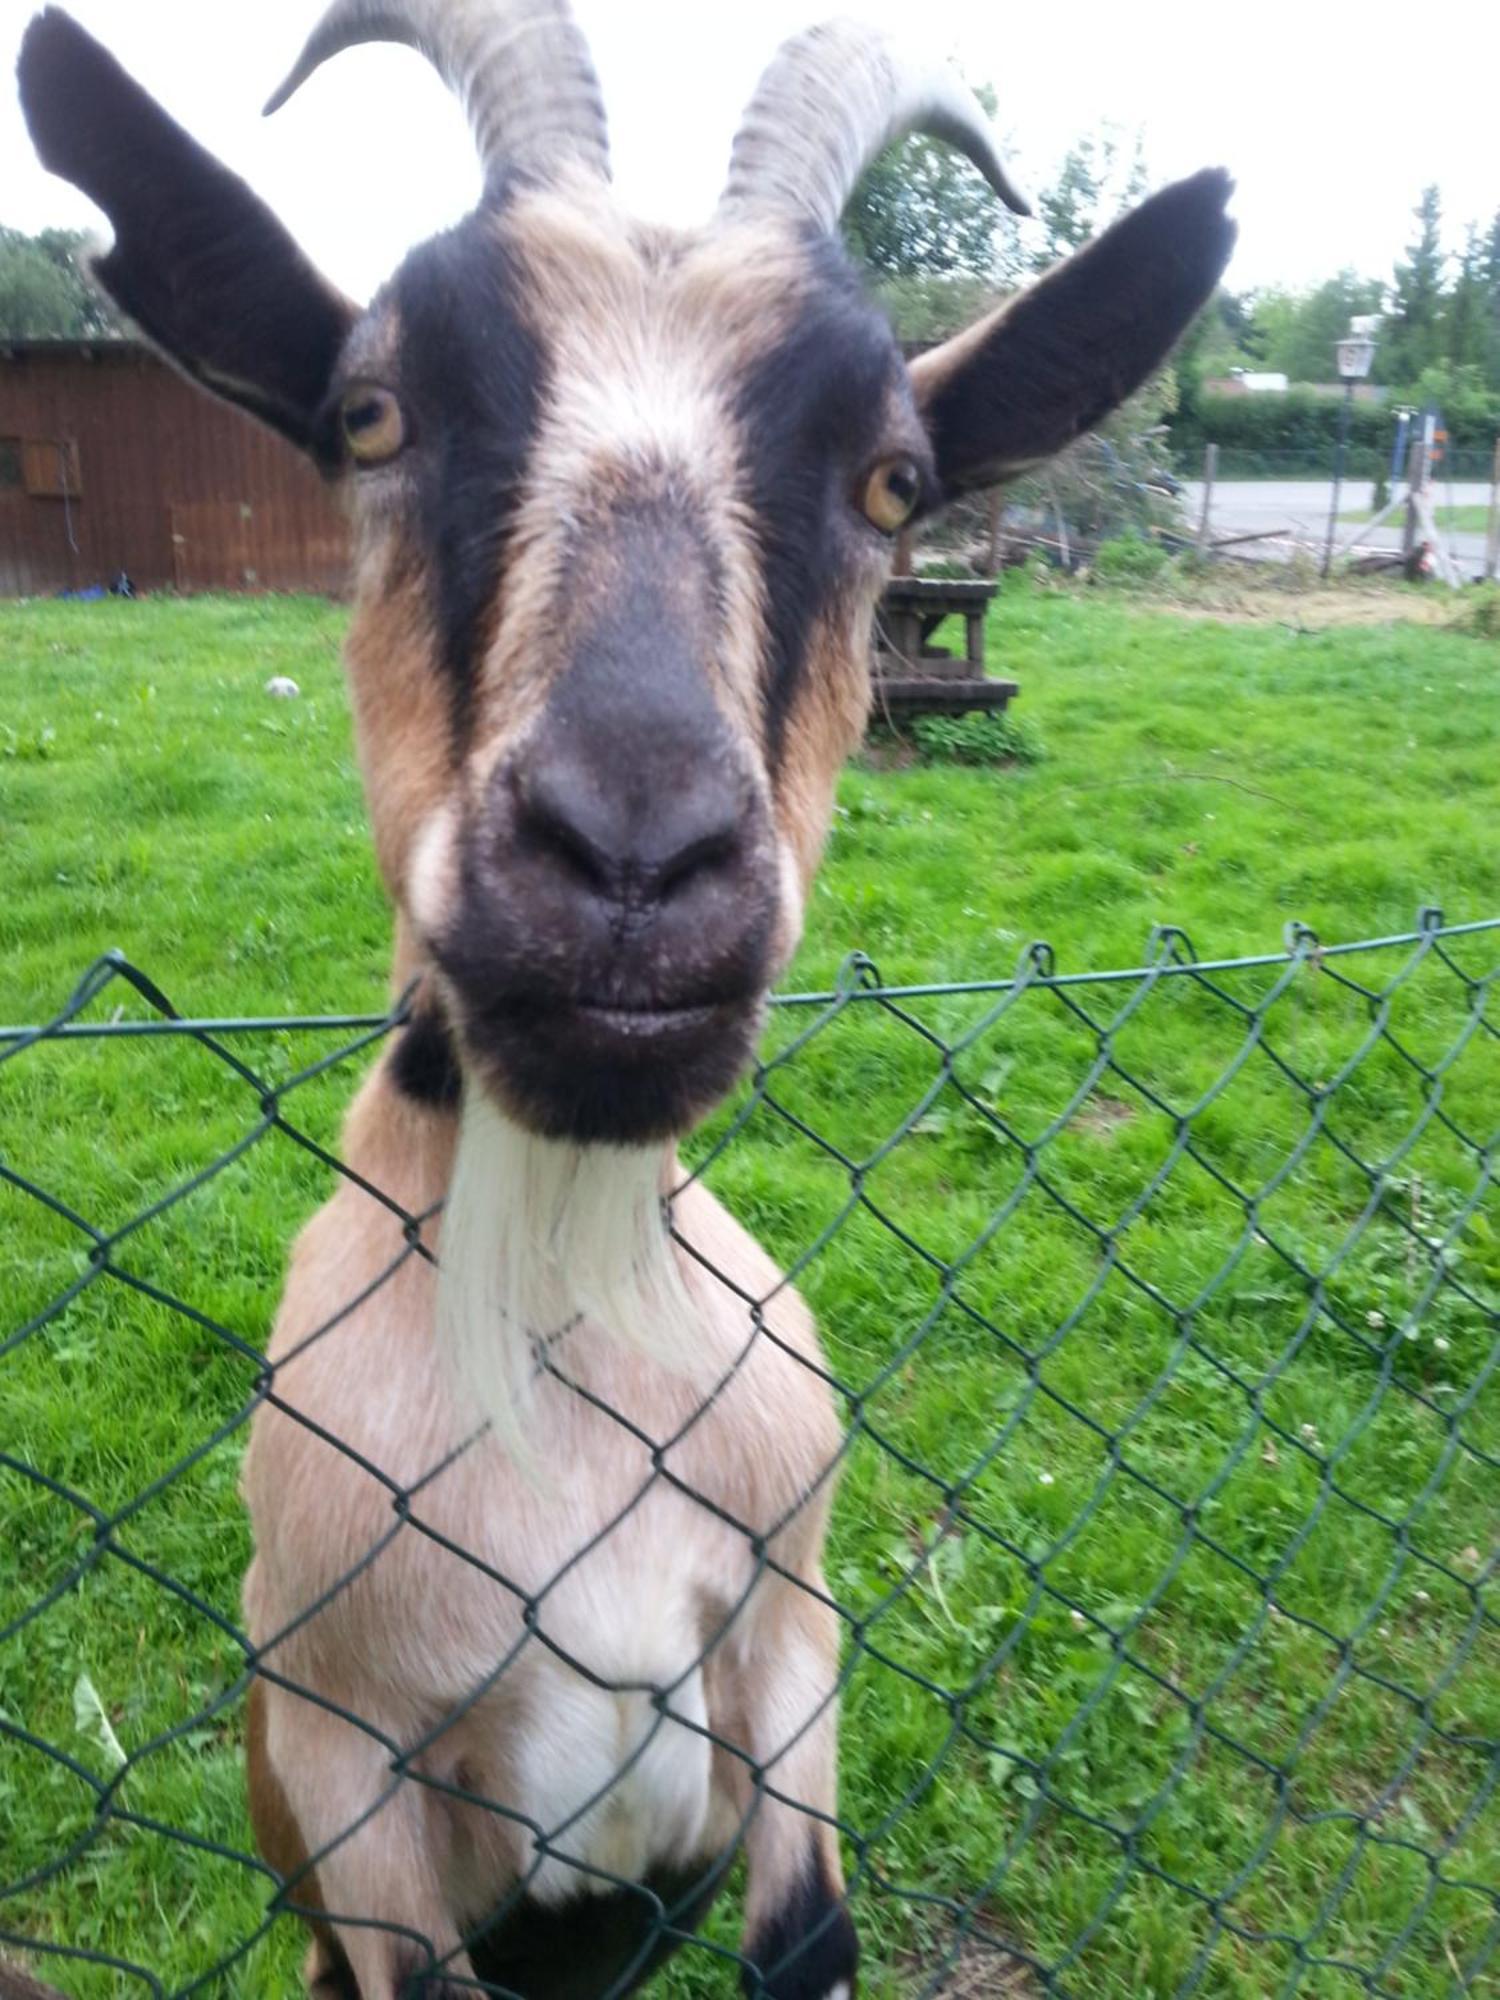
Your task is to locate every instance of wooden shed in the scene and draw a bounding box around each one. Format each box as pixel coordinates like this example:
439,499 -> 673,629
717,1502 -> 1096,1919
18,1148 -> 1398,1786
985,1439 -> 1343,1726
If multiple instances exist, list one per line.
0,339 -> 349,597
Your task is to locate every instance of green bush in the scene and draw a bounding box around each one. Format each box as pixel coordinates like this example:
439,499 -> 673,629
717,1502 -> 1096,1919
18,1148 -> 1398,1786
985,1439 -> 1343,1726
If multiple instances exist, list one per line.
905,708 -> 1045,765
1456,584 -> 1500,640
1170,384 -> 1500,475
1092,534 -> 1172,586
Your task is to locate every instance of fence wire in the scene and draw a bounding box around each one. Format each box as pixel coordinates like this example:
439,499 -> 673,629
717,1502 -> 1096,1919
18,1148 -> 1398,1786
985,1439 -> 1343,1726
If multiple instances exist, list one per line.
2,914 -> 1497,2000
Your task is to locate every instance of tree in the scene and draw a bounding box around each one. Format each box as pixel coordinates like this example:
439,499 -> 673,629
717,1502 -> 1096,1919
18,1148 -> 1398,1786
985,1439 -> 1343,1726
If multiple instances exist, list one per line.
0,226 -> 124,339
1031,142 -> 1101,266
1243,271 -> 1383,382
842,84 -> 1027,338
1029,130 -> 1149,272
1443,225 -> 1488,373
843,85 -> 1019,284
1384,186 -> 1446,383
1172,287 -> 1254,424
1483,207 -> 1500,384
843,107 -> 1154,340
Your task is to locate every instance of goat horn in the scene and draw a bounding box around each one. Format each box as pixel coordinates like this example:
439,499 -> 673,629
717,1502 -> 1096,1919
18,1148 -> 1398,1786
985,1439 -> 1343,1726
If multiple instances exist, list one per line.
719,18 -> 1029,230
265,0 -> 610,184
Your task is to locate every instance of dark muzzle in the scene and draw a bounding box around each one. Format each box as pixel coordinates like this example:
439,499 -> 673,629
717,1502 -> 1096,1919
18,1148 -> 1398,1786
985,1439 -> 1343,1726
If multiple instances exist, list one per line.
434,518 -> 780,1142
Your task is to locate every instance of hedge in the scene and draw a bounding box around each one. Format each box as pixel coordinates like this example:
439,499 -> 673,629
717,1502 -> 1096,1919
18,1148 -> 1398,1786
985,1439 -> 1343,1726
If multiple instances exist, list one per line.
1170,389 -> 1500,467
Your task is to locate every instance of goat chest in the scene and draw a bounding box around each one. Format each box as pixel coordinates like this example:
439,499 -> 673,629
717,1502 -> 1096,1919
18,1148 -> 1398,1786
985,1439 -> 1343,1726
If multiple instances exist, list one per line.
243,1207 -> 840,1917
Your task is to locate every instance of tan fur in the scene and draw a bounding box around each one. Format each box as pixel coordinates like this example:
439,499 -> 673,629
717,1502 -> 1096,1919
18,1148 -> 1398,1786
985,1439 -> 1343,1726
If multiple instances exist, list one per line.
243,1067 -> 845,1991
340,194 -> 893,960
775,597 -> 879,896
480,195 -> 783,758
342,539 -> 454,904
249,186 -> 893,1997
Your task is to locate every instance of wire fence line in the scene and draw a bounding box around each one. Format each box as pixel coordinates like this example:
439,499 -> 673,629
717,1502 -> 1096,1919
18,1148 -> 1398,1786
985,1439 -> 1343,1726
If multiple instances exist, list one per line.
2,914 -> 1496,1998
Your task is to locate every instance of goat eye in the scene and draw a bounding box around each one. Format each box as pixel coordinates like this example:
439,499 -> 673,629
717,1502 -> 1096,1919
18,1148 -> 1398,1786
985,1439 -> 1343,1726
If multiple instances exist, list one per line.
341,385 -> 406,465
860,455 -> 922,534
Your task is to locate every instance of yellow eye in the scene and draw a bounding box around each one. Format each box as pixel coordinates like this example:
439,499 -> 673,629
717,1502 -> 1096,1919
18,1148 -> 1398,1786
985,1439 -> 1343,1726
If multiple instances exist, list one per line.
341,384 -> 406,465
860,455 -> 923,534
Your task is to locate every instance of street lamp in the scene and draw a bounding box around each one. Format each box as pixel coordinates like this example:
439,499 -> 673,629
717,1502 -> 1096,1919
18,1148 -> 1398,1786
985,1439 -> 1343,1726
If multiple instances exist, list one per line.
1322,316 -> 1379,577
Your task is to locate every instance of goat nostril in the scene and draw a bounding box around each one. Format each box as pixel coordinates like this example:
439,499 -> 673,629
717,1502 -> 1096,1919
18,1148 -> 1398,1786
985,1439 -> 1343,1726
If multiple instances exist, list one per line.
515,788 -> 612,892
508,758 -> 747,908
658,826 -> 740,900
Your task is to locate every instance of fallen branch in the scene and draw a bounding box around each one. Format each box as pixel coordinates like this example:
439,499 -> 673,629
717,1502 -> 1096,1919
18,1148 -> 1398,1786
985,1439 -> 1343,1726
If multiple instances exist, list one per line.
1059,767 -> 1308,816
1210,527 -> 1295,551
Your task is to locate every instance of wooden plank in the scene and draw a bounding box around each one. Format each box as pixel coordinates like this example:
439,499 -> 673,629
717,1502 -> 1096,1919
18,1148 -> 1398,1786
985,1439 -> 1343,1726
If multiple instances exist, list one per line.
873,678 -> 1019,716
966,609 -> 986,668
874,652 -> 979,683
883,578 -> 998,606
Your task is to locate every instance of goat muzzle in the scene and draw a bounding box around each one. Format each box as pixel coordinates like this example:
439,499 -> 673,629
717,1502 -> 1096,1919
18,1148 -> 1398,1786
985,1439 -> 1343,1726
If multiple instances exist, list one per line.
431,682 -> 779,1144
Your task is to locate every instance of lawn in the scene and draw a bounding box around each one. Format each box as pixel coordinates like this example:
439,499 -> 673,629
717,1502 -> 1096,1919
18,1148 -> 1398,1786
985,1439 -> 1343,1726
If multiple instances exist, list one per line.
1,583 -> 1496,1999
1339,505 -> 1493,533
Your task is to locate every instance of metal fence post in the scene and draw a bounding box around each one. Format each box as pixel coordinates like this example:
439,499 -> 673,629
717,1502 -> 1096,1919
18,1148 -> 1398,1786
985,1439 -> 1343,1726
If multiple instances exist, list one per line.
1196,443 -> 1217,554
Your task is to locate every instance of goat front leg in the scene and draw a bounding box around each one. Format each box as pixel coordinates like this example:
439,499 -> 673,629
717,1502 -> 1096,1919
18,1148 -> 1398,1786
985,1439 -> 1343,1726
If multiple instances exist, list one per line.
251,1677 -> 476,1999
725,1571 -> 858,2000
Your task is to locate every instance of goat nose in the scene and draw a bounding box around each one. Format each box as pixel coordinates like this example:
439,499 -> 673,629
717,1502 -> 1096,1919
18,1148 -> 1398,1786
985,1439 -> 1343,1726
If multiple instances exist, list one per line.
513,742 -> 747,908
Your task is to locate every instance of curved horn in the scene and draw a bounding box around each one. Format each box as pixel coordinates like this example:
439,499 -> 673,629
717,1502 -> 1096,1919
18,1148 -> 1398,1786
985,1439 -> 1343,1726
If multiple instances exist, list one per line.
265,0 -> 609,184
719,18 -> 1028,231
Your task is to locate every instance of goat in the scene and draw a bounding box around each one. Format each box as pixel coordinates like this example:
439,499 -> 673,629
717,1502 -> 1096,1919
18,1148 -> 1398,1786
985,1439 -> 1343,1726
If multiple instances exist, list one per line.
17,5 -> 1234,1996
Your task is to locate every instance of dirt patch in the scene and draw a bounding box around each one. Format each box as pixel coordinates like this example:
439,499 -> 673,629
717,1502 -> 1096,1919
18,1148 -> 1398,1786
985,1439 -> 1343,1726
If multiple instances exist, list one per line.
858,735 -> 922,771
897,1928 -> 1041,1996
1075,1094 -> 1138,1138
1138,578 -> 1458,630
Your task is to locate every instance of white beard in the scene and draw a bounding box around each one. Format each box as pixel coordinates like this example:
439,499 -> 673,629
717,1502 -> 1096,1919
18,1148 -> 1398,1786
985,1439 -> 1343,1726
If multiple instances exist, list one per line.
436,1090 -> 705,1456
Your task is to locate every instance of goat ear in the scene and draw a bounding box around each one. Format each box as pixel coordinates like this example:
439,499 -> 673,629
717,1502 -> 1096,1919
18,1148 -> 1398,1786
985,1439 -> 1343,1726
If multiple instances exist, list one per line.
910,168 -> 1236,501
17,8 -> 356,452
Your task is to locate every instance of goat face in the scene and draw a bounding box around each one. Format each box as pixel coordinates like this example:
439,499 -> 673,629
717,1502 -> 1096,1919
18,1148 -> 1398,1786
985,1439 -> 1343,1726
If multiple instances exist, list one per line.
343,196 -> 922,1142
19,2 -> 1236,1146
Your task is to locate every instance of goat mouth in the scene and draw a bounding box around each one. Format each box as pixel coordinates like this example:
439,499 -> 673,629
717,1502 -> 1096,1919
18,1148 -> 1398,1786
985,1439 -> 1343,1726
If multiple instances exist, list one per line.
571,1000 -> 721,1039
456,988 -> 766,1144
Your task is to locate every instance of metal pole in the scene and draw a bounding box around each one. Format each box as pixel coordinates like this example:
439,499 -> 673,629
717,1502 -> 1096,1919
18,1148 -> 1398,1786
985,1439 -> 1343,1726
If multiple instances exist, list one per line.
1321,381 -> 1353,579
1486,437 -> 1500,585
1196,442 -> 1218,553
1404,421 -> 1431,581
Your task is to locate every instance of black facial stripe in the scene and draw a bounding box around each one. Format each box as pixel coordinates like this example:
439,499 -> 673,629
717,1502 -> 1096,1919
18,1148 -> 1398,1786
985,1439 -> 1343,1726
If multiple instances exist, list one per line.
389,1008 -> 463,1111
391,197 -> 546,738
733,234 -> 910,768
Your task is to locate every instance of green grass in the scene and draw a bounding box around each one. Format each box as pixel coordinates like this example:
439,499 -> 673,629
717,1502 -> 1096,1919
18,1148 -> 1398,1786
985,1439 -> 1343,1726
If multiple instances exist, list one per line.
2,587 -> 1497,1999
1339,505 -> 1492,533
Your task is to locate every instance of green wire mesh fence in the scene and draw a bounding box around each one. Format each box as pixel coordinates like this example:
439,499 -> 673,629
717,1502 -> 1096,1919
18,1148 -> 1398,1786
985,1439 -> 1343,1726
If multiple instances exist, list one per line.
2,912 -> 1497,1999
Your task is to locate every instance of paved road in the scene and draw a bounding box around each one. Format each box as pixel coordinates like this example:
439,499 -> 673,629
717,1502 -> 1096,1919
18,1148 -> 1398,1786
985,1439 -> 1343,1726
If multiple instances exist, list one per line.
1179,479 -> 1495,574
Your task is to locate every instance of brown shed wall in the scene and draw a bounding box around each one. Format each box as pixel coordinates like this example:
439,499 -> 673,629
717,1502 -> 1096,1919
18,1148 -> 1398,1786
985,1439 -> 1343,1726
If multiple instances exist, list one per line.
0,345 -> 351,596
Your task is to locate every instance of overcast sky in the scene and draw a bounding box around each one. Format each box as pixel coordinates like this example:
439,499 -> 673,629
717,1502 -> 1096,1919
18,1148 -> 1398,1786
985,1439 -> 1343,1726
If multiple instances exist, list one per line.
3,0 -> 1497,305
